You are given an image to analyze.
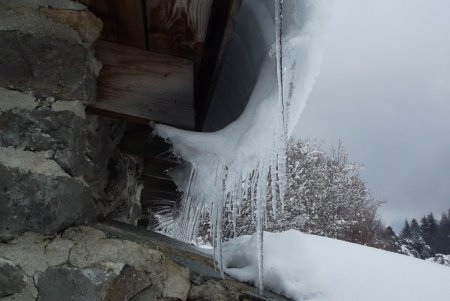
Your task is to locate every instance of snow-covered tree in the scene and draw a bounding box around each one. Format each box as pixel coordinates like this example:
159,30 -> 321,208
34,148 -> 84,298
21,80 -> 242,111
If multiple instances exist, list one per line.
399,218 -> 432,259
199,138 -> 384,247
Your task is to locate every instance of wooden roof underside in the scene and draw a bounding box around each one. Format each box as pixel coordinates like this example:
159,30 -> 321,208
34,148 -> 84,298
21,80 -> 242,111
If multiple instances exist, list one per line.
82,0 -> 241,130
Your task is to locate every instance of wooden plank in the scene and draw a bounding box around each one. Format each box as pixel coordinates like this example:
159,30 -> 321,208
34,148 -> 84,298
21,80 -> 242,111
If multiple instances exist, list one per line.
195,0 -> 242,130
77,0 -> 147,49
89,40 -> 195,129
145,0 -> 213,60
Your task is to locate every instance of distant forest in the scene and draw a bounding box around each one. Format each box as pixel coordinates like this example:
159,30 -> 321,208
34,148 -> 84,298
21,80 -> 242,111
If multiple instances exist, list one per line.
397,211 -> 450,258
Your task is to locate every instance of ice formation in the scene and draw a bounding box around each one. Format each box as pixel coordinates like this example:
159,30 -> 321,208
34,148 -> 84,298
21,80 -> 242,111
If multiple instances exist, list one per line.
154,0 -> 331,290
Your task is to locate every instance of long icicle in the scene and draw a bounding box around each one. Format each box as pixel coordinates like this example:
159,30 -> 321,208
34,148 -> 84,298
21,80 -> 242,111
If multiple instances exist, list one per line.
275,0 -> 285,128
275,0 -> 288,212
256,160 -> 269,293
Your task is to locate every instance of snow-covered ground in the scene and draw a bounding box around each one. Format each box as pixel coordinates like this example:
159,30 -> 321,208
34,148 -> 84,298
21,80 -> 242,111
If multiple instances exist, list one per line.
220,230 -> 450,301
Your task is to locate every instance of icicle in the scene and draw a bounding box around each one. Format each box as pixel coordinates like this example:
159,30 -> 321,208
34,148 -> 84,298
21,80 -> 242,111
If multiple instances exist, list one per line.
270,156 -> 278,218
212,198 -> 225,277
171,166 -> 198,241
255,160 -> 269,293
275,0 -> 289,214
231,176 -> 241,238
277,144 -> 287,212
275,0 -> 288,132
152,0 -> 332,289
250,171 -> 258,223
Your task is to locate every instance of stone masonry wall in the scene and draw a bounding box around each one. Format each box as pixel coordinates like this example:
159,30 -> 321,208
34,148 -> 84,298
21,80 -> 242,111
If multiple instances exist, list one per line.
0,1 -> 291,300
0,0 -> 142,241
0,223 -> 291,301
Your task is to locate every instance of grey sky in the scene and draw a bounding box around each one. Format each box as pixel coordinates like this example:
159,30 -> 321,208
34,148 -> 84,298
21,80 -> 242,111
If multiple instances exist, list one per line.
294,0 -> 450,228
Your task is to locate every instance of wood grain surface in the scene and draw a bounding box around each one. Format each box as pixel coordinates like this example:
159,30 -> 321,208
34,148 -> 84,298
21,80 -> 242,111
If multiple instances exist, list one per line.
89,40 -> 195,129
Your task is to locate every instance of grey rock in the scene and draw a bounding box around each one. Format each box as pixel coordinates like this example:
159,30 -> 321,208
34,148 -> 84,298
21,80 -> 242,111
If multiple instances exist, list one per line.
187,280 -> 229,301
0,224 -> 293,301
129,286 -> 162,301
0,6 -> 83,45
36,266 -> 116,301
0,150 -> 95,241
104,265 -> 152,301
0,87 -> 135,225
72,114 -> 143,225
0,258 -> 26,298
41,8 -> 102,45
99,150 -> 143,225
0,105 -> 87,177
0,0 -> 87,11
0,232 -> 52,276
0,31 -> 97,103
84,115 -> 127,201
162,260 -> 191,300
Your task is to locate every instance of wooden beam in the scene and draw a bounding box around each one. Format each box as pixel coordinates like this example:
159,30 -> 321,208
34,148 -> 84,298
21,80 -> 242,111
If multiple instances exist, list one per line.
89,40 -> 195,129
78,0 -> 147,49
145,0 -> 213,61
195,0 -> 242,130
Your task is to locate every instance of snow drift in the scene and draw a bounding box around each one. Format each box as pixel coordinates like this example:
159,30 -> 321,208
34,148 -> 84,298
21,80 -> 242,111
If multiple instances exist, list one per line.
223,230 -> 450,301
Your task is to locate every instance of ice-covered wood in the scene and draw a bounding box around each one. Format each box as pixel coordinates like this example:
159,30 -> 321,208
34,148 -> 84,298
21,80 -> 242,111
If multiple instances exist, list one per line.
89,40 -> 195,129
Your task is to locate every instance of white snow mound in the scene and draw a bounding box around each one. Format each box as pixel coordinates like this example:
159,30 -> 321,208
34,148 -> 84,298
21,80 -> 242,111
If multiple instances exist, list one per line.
222,230 -> 450,301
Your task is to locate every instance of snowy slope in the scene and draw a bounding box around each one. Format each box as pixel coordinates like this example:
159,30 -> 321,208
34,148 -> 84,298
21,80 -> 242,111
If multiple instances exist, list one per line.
222,230 -> 450,301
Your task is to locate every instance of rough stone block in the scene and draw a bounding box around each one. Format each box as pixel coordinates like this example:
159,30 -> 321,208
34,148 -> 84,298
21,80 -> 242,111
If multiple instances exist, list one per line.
98,150 -> 143,225
0,92 -> 87,177
0,147 -> 96,241
41,8 -> 102,44
0,88 -> 138,225
104,265 -> 152,301
0,225 -> 293,301
0,31 -> 97,103
0,258 -> 26,298
0,0 -> 86,11
36,266 -> 116,301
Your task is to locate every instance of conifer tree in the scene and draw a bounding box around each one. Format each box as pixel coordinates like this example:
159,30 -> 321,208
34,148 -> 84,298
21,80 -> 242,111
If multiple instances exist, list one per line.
399,218 -> 432,259
437,211 -> 450,254
400,220 -> 411,239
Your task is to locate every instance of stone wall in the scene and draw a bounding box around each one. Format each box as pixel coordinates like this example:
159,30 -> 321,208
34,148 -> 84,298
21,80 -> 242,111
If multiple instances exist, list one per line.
0,222 -> 290,301
0,1 -> 291,300
0,0 -> 142,241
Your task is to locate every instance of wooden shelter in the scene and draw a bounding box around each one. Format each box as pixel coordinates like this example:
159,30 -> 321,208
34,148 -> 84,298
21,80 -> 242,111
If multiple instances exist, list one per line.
80,0 -> 242,226
82,0 -> 241,130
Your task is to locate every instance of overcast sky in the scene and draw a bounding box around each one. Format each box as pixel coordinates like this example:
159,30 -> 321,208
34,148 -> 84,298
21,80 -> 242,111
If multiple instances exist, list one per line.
294,0 -> 450,229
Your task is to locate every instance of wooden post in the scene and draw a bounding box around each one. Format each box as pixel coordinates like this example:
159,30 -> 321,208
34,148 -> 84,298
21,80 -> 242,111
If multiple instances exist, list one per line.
194,0 -> 242,131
